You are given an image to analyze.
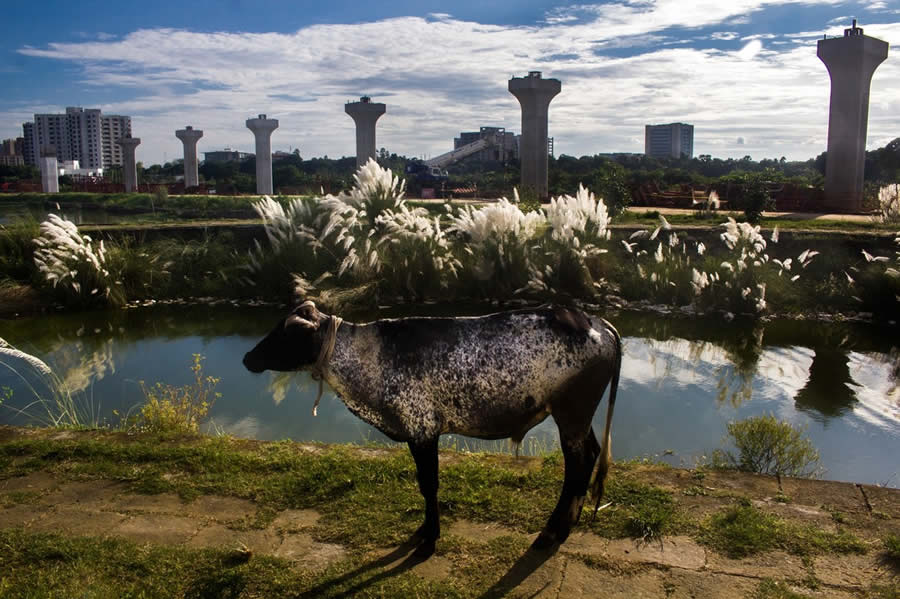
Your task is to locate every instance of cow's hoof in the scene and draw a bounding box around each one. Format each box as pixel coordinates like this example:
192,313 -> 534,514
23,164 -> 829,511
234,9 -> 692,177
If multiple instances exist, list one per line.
531,531 -> 558,551
413,540 -> 436,559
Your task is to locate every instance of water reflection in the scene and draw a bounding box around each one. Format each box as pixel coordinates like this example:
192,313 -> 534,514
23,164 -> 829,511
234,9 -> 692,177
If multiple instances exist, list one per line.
0,305 -> 897,485
794,347 -> 858,419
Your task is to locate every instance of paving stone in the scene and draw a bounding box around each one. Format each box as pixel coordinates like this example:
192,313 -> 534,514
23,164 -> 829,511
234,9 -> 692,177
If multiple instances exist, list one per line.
182,495 -> 257,521
275,532 -> 347,570
112,514 -> 201,545
813,554 -> 891,590
29,507 -> 127,537
447,520 -> 520,544
270,508 -> 321,531
657,568 -> 774,599
0,504 -> 47,529
0,472 -> 58,493
112,492 -> 186,514
705,550 -> 807,581
186,523 -> 281,554
408,555 -> 453,581
780,479 -> 869,515
861,485 -> 900,519
41,480 -> 128,511
473,550 -> 564,598
605,536 -> 706,570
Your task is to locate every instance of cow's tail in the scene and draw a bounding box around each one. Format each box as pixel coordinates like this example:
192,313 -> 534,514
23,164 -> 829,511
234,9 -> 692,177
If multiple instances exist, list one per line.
589,318 -> 621,523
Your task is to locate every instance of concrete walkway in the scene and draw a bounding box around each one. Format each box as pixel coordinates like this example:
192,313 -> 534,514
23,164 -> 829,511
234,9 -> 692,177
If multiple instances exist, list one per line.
2,467 -> 898,598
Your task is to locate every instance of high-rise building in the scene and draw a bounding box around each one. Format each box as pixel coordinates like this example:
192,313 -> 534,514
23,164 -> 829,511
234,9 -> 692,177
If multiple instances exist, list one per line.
0,138 -> 24,166
644,123 -> 694,159
454,127 -> 520,163
22,122 -> 35,166
23,107 -> 132,170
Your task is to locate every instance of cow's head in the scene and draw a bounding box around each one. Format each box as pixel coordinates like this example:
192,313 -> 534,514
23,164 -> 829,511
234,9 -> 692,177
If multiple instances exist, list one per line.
243,301 -> 328,373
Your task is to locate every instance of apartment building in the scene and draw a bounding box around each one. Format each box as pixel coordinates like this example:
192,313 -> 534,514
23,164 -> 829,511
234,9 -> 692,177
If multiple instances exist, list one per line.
22,107 -> 132,169
644,122 -> 694,159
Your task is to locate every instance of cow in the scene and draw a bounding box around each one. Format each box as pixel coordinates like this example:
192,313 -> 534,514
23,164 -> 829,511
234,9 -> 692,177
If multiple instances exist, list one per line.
243,301 -> 622,558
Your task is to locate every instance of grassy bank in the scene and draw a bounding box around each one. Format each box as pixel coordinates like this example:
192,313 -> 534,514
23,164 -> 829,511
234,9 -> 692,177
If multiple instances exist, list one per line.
1,428 -> 898,598
2,166 -> 899,319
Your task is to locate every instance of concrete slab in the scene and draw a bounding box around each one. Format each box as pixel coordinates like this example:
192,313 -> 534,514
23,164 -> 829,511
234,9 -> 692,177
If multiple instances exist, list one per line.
29,507 -> 127,537
705,550 -> 807,581
275,532 -> 347,570
40,480 -> 127,511
0,504 -> 47,529
112,514 -> 201,545
604,536 -> 706,570
182,495 -> 257,522
271,508 -> 321,531
447,520 -> 519,544
186,523 -> 281,554
112,492 -> 186,514
0,472 -> 58,493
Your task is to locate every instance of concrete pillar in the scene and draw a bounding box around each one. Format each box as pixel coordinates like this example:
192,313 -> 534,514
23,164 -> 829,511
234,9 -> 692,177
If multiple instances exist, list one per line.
246,114 -> 278,195
116,136 -> 141,193
40,146 -> 58,194
818,21 -> 889,212
175,126 -> 203,188
508,72 -> 561,201
344,96 -> 385,168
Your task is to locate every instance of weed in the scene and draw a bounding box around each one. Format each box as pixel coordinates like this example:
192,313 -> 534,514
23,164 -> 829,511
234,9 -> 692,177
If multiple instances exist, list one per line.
137,354 -> 221,435
703,503 -> 867,558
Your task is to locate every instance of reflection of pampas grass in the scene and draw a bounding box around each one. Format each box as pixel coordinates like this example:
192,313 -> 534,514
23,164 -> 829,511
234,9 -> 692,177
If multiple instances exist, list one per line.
0,336 -> 99,428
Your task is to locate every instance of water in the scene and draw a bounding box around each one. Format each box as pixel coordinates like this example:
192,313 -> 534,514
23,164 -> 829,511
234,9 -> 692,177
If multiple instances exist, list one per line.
1,305 -> 897,486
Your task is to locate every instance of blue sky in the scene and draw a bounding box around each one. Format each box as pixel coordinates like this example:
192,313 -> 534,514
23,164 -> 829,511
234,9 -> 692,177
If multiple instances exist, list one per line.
2,0 -> 898,166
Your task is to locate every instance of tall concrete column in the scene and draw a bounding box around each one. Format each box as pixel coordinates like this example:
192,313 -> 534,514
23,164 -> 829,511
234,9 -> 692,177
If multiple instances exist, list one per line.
117,135 -> 141,193
345,96 -> 385,168
818,21 -> 889,212
245,114 -> 278,195
509,71 -> 561,201
175,125 -> 203,188
40,146 -> 58,194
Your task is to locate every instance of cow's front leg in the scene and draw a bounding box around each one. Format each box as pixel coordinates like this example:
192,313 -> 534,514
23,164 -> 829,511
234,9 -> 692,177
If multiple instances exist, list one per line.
408,437 -> 440,558
533,435 -> 593,550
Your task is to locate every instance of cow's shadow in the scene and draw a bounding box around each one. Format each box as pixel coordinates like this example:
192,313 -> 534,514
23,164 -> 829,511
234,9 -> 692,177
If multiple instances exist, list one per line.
475,545 -> 559,599
297,535 -> 558,599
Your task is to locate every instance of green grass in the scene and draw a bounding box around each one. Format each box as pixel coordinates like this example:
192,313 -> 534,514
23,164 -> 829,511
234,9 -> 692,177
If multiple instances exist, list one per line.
752,579 -> 815,599
702,502 -> 868,559
0,528 -> 465,599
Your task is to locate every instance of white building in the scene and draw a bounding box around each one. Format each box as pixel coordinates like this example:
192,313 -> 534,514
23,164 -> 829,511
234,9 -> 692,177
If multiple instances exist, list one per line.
57,160 -> 103,178
24,107 -> 132,169
644,123 -> 694,159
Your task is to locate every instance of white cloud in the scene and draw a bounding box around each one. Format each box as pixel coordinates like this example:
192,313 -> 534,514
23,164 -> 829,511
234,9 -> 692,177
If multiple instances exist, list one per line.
5,3 -> 899,166
711,31 -> 740,40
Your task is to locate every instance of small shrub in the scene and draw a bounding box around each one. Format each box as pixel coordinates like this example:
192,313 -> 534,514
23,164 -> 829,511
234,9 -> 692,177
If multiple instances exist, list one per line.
138,354 -> 220,435
885,534 -> 900,564
712,414 -> 821,478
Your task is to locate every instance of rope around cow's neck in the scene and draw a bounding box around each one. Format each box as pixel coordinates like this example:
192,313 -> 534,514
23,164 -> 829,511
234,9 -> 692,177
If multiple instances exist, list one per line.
310,315 -> 343,417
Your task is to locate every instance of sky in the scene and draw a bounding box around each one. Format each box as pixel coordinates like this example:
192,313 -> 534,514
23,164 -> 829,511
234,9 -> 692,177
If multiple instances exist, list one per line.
1,0 -> 898,166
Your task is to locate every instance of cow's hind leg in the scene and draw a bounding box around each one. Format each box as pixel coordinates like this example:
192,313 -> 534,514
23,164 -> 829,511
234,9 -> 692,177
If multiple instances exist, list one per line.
408,438 -> 440,558
533,433 -> 595,550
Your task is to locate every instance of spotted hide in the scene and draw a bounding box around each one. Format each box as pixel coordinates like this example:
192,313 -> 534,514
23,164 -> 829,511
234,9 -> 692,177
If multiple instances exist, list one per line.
244,302 -> 622,558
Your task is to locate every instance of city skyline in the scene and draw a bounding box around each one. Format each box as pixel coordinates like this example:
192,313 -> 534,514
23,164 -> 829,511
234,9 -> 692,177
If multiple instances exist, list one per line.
1,0 -> 898,167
